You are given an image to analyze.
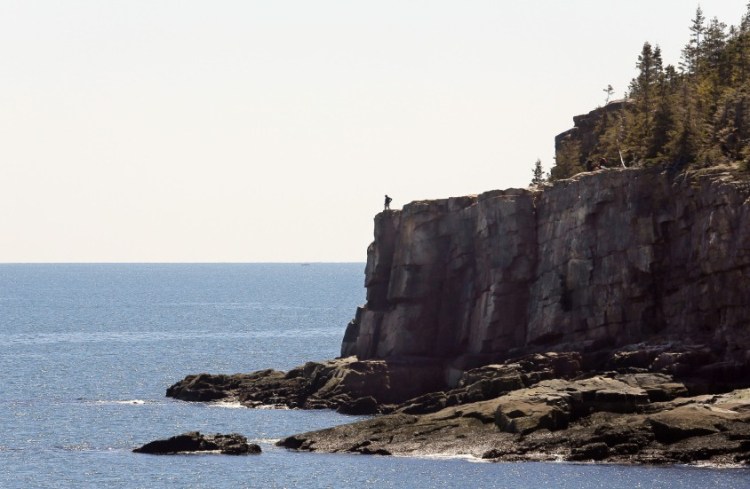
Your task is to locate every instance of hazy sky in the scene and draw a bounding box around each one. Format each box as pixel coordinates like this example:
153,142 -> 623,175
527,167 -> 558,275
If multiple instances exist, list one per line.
1,1 -> 747,262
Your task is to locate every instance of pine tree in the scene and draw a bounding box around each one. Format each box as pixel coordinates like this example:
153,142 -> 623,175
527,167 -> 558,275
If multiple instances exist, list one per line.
649,93 -> 675,159
705,18 -> 728,55
666,79 -> 700,167
531,159 -> 545,186
725,25 -> 749,84
631,42 -> 661,108
603,84 -> 614,105
628,42 -> 664,160
681,7 -> 706,74
703,17 -> 728,76
743,2 -> 750,33
551,139 -> 583,180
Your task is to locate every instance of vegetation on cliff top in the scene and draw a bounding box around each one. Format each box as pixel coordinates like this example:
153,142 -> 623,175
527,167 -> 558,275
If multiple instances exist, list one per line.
552,4 -> 750,180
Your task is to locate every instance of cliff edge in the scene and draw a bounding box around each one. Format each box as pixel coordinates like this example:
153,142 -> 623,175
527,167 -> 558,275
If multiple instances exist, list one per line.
343,166 -> 750,388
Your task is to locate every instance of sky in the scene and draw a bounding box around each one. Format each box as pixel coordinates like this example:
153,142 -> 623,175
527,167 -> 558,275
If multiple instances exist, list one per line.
1,1 -> 748,263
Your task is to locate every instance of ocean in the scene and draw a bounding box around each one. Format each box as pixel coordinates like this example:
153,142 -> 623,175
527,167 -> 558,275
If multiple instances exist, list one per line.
0,263 -> 748,488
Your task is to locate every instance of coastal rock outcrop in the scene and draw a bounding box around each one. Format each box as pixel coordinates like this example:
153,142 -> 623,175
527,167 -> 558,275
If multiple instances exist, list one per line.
133,432 -> 261,455
169,166 -> 750,465
167,357 -> 446,414
341,167 -> 750,387
278,379 -> 750,466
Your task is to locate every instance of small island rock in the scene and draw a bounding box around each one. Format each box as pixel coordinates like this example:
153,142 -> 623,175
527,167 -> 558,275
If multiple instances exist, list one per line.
133,432 -> 261,455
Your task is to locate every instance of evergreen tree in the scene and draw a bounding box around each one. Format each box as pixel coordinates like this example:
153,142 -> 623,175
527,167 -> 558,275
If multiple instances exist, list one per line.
551,139 -> 583,180
742,2 -> 750,33
628,42 -> 665,160
681,7 -> 706,74
726,26 -> 750,83
603,84 -> 615,104
631,42 -> 661,107
703,17 -> 728,72
669,107 -> 699,167
531,159 -> 545,186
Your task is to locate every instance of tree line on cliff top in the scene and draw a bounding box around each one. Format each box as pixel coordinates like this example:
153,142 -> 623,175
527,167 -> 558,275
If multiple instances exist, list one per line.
550,5 -> 750,181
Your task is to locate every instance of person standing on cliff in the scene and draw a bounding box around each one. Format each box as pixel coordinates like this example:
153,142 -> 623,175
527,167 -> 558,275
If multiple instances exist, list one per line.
384,195 -> 392,210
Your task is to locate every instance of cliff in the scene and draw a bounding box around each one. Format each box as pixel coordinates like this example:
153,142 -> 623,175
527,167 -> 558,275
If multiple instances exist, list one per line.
168,165 -> 750,465
342,166 -> 750,383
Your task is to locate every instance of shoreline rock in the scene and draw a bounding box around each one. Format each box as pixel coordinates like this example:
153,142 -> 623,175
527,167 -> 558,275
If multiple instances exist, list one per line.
276,376 -> 750,466
133,432 -> 261,455
167,356 -> 447,414
167,347 -> 750,466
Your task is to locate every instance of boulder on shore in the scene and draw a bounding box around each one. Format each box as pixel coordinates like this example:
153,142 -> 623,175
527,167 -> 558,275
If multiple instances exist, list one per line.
133,432 -> 261,455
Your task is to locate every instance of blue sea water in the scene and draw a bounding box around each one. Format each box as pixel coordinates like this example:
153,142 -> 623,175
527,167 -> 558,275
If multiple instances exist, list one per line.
0,264 -> 748,489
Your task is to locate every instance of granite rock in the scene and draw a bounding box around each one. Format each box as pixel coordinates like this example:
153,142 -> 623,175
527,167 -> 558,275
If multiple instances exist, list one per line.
342,167 -> 750,390
167,357 -> 446,414
277,381 -> 750,466
133,432 -> 261,455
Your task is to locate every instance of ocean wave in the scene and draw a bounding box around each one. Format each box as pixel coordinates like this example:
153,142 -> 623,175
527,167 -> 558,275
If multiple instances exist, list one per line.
255,404 -> 290,410
57,443 -> 94,452
208,401 -> 244,409
208,400 -> 290,410
689,461 -> 746,469
92,399 -> 149,405
399,453 -> 487,463
251,438 -> 281,445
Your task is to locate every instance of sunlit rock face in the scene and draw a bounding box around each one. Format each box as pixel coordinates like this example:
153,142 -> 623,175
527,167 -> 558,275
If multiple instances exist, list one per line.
342,167 -> 750,370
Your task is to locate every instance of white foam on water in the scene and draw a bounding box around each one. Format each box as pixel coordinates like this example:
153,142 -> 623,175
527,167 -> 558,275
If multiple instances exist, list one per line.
93,399 -> 148,405
404,452 -> 487,463
251,438 -> 281,445
690,461 -> 746,469
208,401 -> 244,409
254,404 -> 290,410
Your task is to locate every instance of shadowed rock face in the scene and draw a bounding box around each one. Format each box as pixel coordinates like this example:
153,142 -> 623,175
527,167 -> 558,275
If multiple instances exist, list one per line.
344,190 -> 536,363
342,167 -> 750,375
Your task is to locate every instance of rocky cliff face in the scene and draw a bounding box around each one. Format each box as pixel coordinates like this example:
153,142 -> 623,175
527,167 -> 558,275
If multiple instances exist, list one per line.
554,99 -> 629,164
342,167 -> 750,380
168,165 -> 750,466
